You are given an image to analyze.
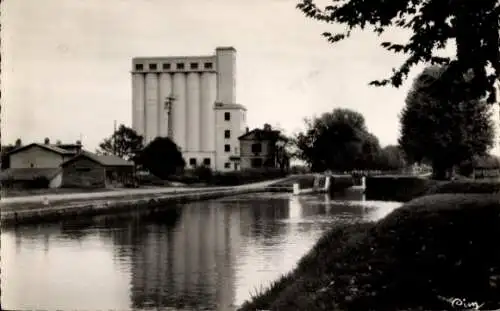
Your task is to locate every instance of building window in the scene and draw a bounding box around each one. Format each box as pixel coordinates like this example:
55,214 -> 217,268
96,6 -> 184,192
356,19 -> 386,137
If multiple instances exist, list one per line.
76,167 -> 91,172
235,147 -> 239,154
162,63 -> 171,70
251,158 -> 263,168
224,130 -> 230,139
224,144 -> 230,152
176,63 -> 185,70
251,143 -> 262,153
203,158 -> 211,166
30,163 -> 34,168
224,162 -> 231,169
149,63 -> 157,70
224,112 -> 231,121
204,62 -> 213,69
190,62 -> 199,69
135,64 -> 144,71
189,158 -> 197,166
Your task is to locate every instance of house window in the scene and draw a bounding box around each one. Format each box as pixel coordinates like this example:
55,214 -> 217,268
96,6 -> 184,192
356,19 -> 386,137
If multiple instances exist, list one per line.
251,158 -> 263,168
204,62 -> 213,69
189,158 -> 197,166
224,112 -> 230,121
235,147 -> 239,154
135,64 -> 144,71
203,158 -> 211,166
190,62 -> 199,69
149,63 -> 157,70
30,163 -> 34,168
224,130 -> 231,139
251,143 -> 262,153
224,144 -> 230,152
76,167 -> 91,172
176,63 -> 185,70
224,162 -> 231,169
162,63 -> 171,70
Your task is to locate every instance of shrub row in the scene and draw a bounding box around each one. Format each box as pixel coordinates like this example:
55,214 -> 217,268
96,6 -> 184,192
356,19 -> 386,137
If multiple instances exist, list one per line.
1,176 -> 50,189
365,176 -> 436,202
165,167 -> 287,186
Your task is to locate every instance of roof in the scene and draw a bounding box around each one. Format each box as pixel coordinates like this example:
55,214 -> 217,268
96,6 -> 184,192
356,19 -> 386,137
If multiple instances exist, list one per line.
6,143 -> 76,156
62,151 -> 134,167
0,168 -> 61,181
214,102 -> 247,111
238,128 -> 284,141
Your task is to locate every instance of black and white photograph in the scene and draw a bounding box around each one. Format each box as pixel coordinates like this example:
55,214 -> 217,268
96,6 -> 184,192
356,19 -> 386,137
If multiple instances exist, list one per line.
1,0 -> 500,310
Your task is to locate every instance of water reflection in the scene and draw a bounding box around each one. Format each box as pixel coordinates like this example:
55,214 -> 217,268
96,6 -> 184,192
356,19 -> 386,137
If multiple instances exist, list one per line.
1,193 -> 401,311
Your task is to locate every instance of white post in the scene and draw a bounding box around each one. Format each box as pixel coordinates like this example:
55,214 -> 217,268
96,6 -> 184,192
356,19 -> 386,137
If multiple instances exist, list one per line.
324,176 -> 331,191
293,183 -> 300,196
361,176 -> 366,189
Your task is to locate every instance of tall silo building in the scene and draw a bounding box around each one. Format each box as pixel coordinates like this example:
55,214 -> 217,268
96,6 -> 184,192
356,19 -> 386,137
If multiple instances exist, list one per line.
131,47 -> 247,171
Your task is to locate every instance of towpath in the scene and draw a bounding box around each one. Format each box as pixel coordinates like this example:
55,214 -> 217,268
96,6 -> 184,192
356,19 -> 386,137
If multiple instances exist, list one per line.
1,177 -> 290,205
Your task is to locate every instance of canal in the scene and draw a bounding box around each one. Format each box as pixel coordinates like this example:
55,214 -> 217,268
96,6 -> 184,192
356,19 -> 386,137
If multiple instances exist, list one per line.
1,191 -> 401,311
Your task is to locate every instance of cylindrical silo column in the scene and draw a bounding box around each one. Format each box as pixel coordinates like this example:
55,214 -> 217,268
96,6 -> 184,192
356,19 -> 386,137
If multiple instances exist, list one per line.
200,72 -> 217,153
172,73 -> 187,151
186,72 -> 201,152
145,73 -> 159,143
159,73 -> 173,138
132,73 -> 145,137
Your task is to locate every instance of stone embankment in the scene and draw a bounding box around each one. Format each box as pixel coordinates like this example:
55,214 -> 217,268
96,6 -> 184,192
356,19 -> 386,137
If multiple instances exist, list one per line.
1,178 -> 287,226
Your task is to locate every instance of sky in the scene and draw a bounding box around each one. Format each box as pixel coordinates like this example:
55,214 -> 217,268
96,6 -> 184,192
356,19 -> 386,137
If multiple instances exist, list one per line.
2,0 -> 499,154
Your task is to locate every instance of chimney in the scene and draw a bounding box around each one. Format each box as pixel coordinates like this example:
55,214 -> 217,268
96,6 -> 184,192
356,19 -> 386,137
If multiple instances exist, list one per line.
246,127 -> 249,133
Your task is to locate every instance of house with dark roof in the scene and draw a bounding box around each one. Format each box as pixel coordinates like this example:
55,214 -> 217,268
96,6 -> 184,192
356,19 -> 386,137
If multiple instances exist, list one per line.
61,151 -> 135,188
237,126 -> 290,170
6,143 -> 79,169
0,143 -> 80,189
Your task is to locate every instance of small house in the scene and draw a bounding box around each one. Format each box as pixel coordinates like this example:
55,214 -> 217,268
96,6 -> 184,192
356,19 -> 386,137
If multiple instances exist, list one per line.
238,127 -> 289,170
61,151 -> 135,188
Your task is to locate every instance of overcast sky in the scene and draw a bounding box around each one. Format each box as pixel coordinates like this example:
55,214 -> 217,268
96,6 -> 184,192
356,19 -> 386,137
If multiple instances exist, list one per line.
2,0 -> 499,154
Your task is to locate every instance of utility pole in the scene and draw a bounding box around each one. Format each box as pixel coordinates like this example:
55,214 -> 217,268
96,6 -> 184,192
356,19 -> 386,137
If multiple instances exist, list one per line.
165,94 -> 176,139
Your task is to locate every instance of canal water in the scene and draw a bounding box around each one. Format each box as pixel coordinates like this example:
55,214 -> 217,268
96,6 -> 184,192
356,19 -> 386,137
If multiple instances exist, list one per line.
1,191 -> 401,311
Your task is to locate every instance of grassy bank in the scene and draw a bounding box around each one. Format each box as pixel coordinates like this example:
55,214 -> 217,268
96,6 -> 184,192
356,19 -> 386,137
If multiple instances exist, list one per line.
240,185 -> 500,311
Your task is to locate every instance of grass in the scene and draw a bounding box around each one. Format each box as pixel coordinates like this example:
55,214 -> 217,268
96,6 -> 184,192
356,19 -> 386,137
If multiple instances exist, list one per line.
239,193 -> 500,311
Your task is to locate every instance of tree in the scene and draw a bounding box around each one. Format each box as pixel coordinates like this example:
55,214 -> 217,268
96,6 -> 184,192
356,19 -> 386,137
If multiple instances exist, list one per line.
399,65 -> 495,180
297,0 -> 499,103
97,124 -> 144,161
136,137 -> 185,179
376,145 -> 407,171
295,108 -> 381,172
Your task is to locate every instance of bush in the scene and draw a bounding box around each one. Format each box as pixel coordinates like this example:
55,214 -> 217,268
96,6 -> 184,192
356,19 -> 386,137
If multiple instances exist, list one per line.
193,166 -> 213,183
137,173 -> 171,186
426,180 -> 500,195
365,176 -> 437,202
28,176 -> 50,189
240,194 -> 500,311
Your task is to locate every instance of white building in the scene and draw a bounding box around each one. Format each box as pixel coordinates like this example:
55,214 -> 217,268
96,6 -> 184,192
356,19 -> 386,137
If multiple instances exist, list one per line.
131,47 -> 247,171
